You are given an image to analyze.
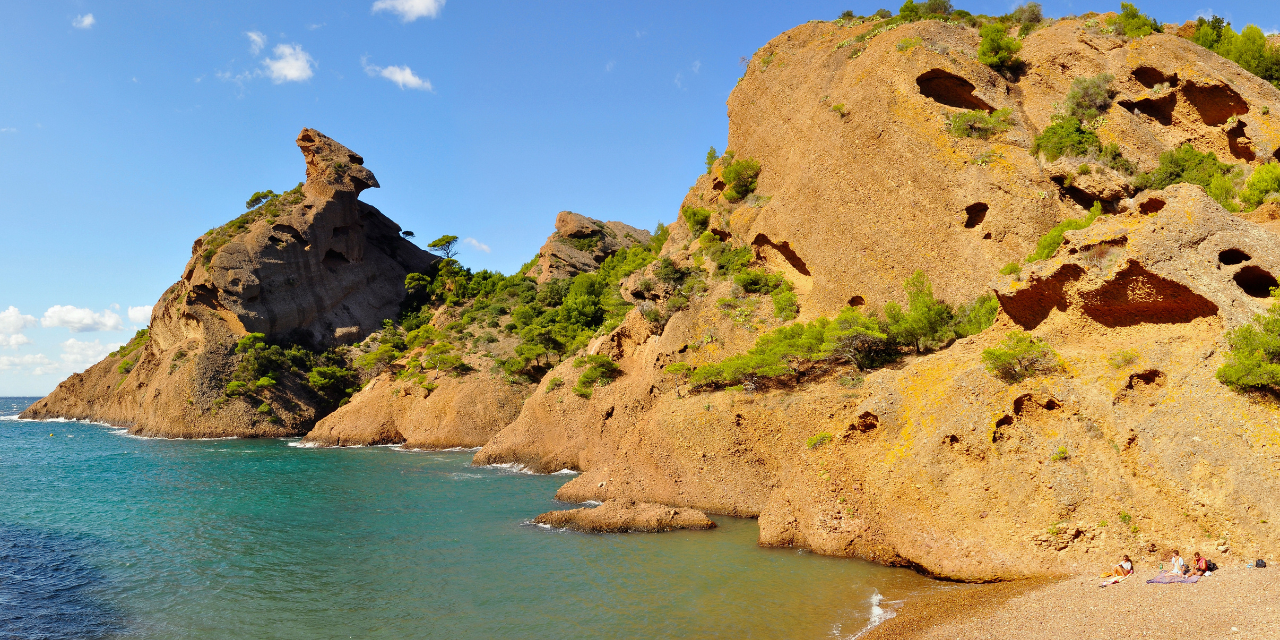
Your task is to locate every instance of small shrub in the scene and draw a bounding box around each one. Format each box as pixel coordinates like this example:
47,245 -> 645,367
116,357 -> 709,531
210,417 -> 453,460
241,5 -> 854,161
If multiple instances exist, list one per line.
257,403 -> 272,414
1119,511 -> 1132,525
705,146 -> 719,174
683,206 -> 713,236
225,380 -> 248,396
831,103 -> 847,116
1064,73 -> 1115,123
981,330 -> 1059,383
116,360 -> 135,374
253,376 -> 276,389
573,354 -> 620,398
721,158 -> 762,202
1241,162 -> 1280,208
1050,445 -> 1069,461
1217,293 -> 1280,393
1108,2 -> 1161,39
545,377 -> 564,393
1138,144 -> 1239,211
1108,349 -> 1138,369
978,22 -> 1022,72
999,261 -> 1022,276
1032,116 -> 1099,161
896,37 -> 922,52
949,109 -> 1013,139
806,432 -> 834,449
665,362 -> 693,377
1026,200 -> 1102,263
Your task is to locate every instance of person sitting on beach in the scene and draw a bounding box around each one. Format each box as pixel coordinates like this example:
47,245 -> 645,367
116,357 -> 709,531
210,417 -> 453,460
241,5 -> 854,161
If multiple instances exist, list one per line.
1108,554 -> 1134,577
1166,550 -> 1185,576
1189,552 -> 1208,576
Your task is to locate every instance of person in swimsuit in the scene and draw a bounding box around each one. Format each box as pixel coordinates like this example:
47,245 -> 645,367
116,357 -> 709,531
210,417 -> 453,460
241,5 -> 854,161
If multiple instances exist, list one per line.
1189,552 -> 1209,576
1109,554 -> 1134,577
1166,550 -> 1185,576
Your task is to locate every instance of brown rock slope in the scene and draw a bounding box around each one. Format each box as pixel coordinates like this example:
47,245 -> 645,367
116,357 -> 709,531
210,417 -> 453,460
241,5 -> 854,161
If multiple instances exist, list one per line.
526,211 -> 651,283
21,129 -> 434,437
476,18 -> 1280,581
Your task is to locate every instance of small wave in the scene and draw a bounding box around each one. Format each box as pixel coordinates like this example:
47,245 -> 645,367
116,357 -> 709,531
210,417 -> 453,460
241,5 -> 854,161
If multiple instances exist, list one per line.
478,462 -> 580,476
581,500 -> 603,507
450,473 -> 485,479
286,440 -> 326,448
551,468 -> 580,475
848,591 -> 897,640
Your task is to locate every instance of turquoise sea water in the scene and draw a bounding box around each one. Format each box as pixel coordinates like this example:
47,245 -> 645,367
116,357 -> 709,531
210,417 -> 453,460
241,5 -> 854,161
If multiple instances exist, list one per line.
0,397 -> 943,639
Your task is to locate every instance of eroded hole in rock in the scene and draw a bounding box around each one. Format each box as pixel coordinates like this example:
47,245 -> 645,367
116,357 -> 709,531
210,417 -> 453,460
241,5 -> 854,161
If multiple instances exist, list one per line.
751,233 -> 811,276
712,180 -> 726,191
916,69 -> 994,111
1233,265 -> 1278,298
983,232 -> 993,240
1080,261 -> 1219,327
1127,369 -> 1165,390
850,411 -> 879,433
299,133 -> 315,143
331,225 -> 352,239
1139,197 -> 1166,214
1226,120 -> 1256,161
1182,81 -> 1249,126
245,295 -> 260,304
964,203 -> 989,228
848,295 -> 865,307
1044,398 -> 1062,411
992,415 -> 1014,443
1131,66 -> 1179,89
1118,94 -> 1176,126
999,263 -> 1087,330
322,249 -> 350,267
1013,393 -> 1035,416
945,434 -> 960,444
1219,249 -> 1251,265
272,224 -> 309,249
228,278 -> 241,289
710,229 -> 731,242
347,153 -> 364,166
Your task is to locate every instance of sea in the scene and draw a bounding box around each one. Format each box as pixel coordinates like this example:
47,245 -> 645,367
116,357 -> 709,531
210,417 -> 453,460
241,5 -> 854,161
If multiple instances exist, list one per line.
0,397 -> 947,639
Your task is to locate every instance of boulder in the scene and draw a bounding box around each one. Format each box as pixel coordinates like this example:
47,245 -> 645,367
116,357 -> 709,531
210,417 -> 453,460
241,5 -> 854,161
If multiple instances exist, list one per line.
534,499 -> 717,533
525,211 -> 651,283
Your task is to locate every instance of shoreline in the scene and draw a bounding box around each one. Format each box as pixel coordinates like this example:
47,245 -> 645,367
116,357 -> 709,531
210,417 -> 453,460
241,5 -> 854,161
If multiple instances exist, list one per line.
867,565 -> 1279,639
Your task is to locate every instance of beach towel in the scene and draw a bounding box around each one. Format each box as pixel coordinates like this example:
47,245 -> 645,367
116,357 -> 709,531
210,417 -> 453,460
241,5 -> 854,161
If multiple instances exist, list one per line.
1146,574 -> 1200,584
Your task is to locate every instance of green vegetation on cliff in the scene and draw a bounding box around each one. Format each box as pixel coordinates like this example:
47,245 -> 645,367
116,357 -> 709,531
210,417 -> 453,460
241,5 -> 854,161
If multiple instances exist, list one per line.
1188,16 -> 1280,89
684,271 -> 997,390
981,331 -> 1060,383
202,183 -> 305,265
1217,291 -> 1280,393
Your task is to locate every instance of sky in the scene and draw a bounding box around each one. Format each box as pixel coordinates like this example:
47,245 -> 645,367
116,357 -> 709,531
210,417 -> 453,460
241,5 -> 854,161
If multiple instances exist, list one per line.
1,1 -> 1277,396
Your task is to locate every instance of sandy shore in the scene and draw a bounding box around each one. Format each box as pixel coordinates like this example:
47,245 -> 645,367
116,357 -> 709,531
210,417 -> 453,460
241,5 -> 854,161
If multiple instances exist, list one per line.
863,565 -> 1279,639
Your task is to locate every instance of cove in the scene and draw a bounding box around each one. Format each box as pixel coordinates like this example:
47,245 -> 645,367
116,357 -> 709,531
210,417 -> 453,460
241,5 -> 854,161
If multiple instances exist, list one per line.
0,398 -> 942,640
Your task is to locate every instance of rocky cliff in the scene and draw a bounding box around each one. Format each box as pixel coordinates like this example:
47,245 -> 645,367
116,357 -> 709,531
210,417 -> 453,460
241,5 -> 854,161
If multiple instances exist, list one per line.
526,211 -> 651,283
474,16 -> 1280,581
21,129 -> 435,437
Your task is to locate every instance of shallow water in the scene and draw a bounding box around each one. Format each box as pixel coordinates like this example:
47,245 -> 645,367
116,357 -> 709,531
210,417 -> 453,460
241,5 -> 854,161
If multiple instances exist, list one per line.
0,397 -> 943,639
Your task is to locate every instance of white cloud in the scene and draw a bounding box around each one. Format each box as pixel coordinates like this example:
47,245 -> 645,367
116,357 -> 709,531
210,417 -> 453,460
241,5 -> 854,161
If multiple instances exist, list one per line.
73,14 -> 95,29
0,334 -> 32,348
605,60 -> 615,72
692,60 -> 701,74
127,305 -> 153,324
372,0 -> 445,22
61,338 -> 120,372
0,353 -> 55,374
246,31 -> 266,55
262,44 -> 315,83
0,128 -> 16,133
363,58 -> 432,90
674,73 -> 683,89
463,238 -> 491,253
0,306 -> 37,336
40,306 -> 123,333
308,23 -> 325,30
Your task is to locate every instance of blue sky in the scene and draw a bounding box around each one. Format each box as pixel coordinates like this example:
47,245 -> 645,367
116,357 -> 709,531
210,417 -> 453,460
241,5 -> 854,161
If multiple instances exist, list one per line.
2,1 -> 1277,396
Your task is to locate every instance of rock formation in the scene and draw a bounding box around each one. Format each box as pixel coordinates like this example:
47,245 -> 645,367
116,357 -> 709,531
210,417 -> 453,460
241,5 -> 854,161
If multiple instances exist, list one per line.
474,17 -> 1280,581
534,499 -> 717,533
525,211 -> 651,283
21,129 -> 434,437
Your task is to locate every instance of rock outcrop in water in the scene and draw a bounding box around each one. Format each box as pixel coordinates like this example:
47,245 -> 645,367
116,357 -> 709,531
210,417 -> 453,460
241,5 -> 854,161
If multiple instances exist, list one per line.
21,129 -> 434,437
534,499 -> 717,533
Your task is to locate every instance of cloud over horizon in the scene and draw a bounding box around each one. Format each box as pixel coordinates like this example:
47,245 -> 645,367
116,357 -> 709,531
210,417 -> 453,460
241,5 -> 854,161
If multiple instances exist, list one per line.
263,44 -> 315,83
0,307 -> 37,348
72,14 -> 95,29
372,0 -> 445,22
40,306 -> 123,333
61,338 -> 120,372
463,237 -> 490,253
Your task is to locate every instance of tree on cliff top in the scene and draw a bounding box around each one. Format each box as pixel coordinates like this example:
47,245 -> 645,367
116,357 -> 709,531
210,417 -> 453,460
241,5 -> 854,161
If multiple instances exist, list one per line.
427,235 -> 459,261
1217,291 -> 1280,394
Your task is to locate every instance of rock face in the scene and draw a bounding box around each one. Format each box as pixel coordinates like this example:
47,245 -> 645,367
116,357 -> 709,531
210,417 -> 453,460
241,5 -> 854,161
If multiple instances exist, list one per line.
533,499 -> 717,533
301,352 -> 530,449
475,18 -> 1280,580
525,211 -> 651,283
21,129 -> 434,437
